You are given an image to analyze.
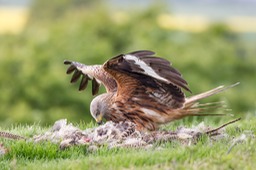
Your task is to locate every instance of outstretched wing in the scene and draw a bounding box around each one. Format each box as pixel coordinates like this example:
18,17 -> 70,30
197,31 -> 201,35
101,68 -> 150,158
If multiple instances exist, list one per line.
64,60 -> 117,95
103,50 -> 191,108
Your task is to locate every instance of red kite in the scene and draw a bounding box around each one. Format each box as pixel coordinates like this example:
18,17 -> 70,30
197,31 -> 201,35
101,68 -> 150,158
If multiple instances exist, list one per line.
64,50 -> 238,131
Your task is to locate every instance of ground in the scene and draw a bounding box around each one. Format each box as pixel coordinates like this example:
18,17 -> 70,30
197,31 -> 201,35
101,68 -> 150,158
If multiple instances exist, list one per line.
0,115 -> 255,170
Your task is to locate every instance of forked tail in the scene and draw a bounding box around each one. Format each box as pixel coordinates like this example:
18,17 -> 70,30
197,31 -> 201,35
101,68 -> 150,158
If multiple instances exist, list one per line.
181,82 -> 240,116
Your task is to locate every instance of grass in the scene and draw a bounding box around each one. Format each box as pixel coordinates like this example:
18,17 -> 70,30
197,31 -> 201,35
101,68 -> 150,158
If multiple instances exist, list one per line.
0,115 -> 255,170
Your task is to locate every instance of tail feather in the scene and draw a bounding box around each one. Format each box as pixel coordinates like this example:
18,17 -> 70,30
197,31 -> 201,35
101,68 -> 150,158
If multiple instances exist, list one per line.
181,82 -> 239,116
190,101 -> 225,109
185,82 -> 239,106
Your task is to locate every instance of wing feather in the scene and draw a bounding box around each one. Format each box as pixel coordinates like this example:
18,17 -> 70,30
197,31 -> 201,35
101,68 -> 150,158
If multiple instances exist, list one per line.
129,50 -> 155,56
123,53 -> 190,92
92,78 -> 100,95
70,70 -> 82,83
64,60 -> 117,95
103,50 -> 189,108
79,75 -> 89,91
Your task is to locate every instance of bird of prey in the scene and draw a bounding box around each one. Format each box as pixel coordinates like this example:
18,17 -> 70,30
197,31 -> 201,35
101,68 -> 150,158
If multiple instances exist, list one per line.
64,50 -> 238,131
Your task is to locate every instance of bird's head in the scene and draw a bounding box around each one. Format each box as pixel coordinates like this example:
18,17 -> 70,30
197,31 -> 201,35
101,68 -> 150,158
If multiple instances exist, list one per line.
90,93 -> 112,125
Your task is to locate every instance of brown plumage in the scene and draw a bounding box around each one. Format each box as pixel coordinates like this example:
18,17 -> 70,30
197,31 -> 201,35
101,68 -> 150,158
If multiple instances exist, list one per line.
64,50 -> 239,131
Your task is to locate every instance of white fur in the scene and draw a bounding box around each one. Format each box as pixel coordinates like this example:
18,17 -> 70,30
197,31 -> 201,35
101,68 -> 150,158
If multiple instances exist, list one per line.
123,54 -> 169,83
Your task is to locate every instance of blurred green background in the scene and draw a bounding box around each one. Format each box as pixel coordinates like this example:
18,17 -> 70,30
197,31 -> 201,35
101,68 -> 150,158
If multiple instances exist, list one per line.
0,0 -> 255,126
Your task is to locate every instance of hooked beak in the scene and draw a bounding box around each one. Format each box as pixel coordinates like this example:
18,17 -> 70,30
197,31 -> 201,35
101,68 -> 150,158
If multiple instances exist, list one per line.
96,114 -> 103,125
97,120 -> 103,125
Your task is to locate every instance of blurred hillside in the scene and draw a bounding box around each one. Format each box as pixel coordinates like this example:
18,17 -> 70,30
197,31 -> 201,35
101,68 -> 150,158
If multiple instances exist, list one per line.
0,0 -> 255,126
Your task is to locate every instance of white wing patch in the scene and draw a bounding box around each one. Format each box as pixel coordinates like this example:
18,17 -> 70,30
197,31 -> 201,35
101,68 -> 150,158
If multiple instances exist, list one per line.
123,54 -> 169,83
141,108 -> 165,122
95,78 -> 101,84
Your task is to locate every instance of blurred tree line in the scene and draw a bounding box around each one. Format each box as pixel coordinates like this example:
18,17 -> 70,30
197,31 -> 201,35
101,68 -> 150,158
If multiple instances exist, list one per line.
0,0 -> 255,126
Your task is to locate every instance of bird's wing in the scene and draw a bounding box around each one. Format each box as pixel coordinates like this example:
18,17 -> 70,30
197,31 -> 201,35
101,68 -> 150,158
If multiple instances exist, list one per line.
103,50 -> 191,108
64,61 -> 117,95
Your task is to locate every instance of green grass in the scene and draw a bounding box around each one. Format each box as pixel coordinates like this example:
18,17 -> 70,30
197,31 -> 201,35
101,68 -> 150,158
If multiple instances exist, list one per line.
1,116 -> 255,170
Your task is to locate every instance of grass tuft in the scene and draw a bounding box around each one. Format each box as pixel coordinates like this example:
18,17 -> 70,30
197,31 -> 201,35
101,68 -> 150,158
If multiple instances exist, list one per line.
0,115 -> 255,170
